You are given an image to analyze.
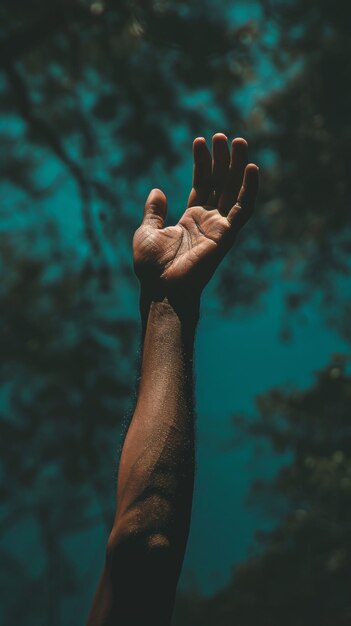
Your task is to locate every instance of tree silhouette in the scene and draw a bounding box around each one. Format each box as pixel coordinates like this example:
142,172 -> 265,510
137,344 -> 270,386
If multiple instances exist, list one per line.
175,357 -> 351,626
231,0 -> 351,318
1,3 -> 258,623
0,222 -> 137,624
2,0 -> 351,623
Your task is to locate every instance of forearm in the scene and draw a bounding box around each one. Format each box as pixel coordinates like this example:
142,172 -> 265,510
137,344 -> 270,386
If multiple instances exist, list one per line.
86,133 -> 258,626
114,297 -> 196,543
90,296 -> 197,626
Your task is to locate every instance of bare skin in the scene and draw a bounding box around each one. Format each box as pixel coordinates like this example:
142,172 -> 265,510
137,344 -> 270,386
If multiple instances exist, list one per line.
135,135 -> 258,303
86,133 -> 259,626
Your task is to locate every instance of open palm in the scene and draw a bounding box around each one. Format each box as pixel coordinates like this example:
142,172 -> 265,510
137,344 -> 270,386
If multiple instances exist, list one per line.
133,134 -> 258,294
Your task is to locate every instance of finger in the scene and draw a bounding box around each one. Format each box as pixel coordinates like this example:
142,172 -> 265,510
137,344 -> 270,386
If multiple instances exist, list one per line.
209,133 -> 230,208
142,188 -> 167,229
218,138 -> 248,214
187,137 -> 212,208
227,163 -> 259,230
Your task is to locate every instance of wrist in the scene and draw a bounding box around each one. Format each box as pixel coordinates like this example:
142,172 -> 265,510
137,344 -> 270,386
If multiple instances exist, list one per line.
140,286 -> 200,338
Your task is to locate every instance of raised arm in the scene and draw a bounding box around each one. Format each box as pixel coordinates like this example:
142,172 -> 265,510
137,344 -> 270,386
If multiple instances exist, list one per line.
86,134 -> 259,626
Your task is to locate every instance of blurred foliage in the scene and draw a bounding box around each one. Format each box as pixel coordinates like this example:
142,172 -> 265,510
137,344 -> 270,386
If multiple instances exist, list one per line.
1,2 -> 258,623
0,0 -> 255,275
1,0 -> 351,624
0,222 -> 136,624
176,357 -> 351,625
1,1 -> 350,308
245,0 -> 351,319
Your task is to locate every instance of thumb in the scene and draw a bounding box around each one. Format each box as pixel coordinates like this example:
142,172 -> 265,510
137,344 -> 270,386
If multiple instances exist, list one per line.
142,188 -> 167,229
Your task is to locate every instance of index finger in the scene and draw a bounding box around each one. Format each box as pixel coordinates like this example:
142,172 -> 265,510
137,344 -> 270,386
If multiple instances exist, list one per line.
187,137 -> 212,208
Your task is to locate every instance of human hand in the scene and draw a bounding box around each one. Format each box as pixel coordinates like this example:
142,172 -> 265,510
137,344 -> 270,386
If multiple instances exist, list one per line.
133,133 -> 259,307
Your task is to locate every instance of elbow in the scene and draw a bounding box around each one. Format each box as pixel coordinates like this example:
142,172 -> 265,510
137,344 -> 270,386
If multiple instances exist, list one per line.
105,528 -> 175,626
145,532 -> 171,550
106,494 -> 173,565
106,522 -> 171,574
107,526 -> 171,555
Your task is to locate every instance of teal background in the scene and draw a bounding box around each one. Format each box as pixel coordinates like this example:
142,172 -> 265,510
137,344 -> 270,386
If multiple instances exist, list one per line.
2,1 -> 351,624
